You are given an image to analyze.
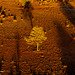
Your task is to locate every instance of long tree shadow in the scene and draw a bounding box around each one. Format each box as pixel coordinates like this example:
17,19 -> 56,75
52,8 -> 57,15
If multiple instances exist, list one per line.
19,1 -> 34,28
59,1 -> 75,26
53,20 -> 75,75
15,31 -> 20,75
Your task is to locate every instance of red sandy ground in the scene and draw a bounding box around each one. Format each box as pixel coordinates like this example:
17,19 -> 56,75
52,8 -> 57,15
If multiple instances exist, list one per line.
0,1 -> 75,75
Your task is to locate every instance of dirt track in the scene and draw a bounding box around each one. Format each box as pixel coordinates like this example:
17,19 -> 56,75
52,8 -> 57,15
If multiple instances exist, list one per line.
0,1 -> 75,75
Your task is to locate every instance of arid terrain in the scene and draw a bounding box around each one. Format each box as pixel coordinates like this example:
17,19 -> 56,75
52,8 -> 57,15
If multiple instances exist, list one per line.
0,0 -> 75,75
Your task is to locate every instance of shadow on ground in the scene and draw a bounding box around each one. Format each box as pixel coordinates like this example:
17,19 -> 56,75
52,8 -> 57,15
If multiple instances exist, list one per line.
53,20 -> 75,75
59,1 -> 75,26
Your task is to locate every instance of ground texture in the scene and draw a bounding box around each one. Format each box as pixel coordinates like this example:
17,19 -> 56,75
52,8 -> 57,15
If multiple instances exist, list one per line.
0,1 -> 75,75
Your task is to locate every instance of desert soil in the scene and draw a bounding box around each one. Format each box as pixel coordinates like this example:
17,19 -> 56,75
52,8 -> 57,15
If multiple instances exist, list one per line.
0,1 -> 75,75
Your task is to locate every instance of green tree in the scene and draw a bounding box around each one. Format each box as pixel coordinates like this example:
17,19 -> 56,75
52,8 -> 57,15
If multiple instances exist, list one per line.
24,26 -> 47,51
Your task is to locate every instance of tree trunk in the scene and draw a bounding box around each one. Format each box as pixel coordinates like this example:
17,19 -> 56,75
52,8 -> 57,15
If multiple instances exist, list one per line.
37,43 -> 39,51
